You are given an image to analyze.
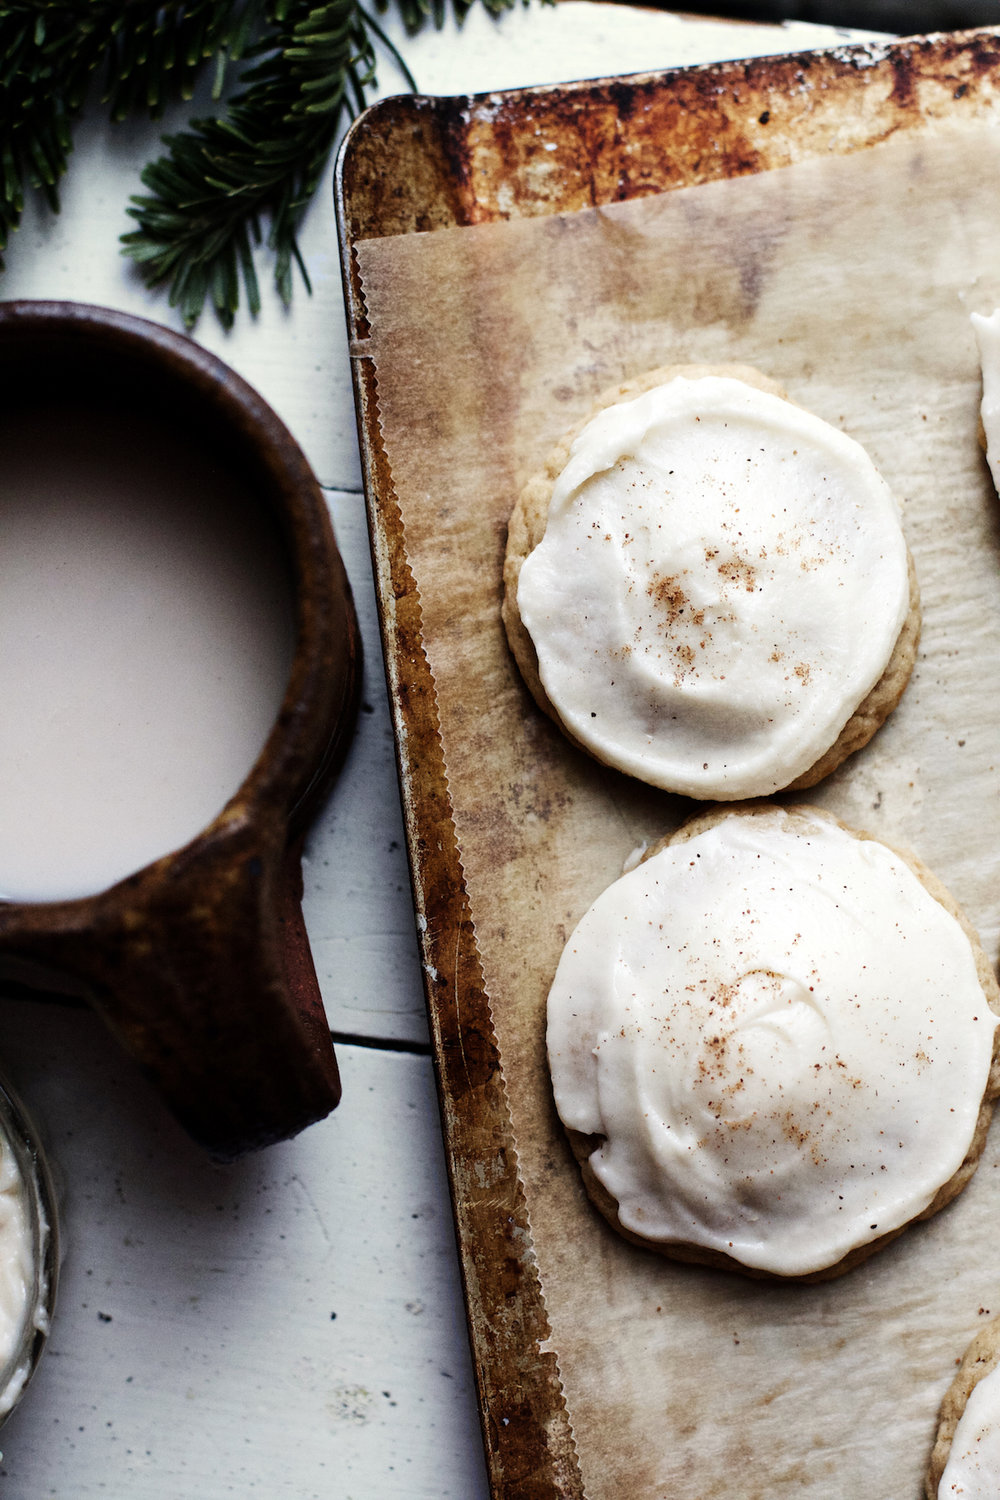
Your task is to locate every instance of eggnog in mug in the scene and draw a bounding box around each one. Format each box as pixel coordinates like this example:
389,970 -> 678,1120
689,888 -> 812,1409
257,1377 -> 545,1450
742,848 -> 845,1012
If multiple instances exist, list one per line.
0,400 -> 295,903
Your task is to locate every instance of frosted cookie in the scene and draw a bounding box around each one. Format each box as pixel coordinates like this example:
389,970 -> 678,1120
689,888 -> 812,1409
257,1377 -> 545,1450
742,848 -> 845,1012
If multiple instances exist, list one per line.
504,366 -> 920,799
546,803 -> 999,1281
927,1315 -> 1000,1498
972,310 -> 1000,494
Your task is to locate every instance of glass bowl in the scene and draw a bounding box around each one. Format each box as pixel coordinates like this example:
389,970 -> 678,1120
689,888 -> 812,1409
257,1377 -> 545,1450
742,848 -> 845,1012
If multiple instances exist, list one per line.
0,1072 -> 58,1426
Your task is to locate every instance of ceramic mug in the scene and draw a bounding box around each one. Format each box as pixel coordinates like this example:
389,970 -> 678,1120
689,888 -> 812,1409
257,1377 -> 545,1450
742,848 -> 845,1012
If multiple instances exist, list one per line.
0,301 -> 360,1160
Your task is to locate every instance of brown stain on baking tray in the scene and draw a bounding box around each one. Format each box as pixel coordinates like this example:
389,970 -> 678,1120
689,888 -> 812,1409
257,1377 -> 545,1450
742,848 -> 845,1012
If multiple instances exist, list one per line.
334,26 -> 1000,1500
340,29 -> 1000,246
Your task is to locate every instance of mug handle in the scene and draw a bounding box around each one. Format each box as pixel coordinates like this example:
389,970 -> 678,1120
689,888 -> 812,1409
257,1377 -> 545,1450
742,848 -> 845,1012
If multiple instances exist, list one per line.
0,818 -> 341,1161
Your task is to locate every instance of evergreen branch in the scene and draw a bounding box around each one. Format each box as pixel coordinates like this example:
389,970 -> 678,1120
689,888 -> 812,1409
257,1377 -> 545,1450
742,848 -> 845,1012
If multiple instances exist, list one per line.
356,4 -> 418,92
380,0 -> 526,35
0,5 -> 104,249
1,0 -> 542,326
0,1 -> 255,262
122,0 -> 372,328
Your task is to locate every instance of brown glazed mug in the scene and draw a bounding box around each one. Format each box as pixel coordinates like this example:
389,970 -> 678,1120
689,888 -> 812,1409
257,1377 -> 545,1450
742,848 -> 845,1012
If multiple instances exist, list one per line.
0,301 -> 360,1159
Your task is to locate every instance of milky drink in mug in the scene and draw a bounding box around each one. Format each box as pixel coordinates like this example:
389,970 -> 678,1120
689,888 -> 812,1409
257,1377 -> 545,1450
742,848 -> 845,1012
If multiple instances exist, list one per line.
0,398 -> 295,904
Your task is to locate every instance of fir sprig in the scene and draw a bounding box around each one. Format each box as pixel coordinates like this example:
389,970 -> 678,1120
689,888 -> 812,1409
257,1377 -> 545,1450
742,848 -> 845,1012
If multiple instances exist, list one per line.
1,2 -> 254,246
121,0 -> 400,328
1,0 -> 533,328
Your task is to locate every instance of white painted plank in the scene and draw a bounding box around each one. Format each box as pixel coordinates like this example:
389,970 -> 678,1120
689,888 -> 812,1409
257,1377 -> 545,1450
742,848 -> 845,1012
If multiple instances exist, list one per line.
303,490 -> 430,1046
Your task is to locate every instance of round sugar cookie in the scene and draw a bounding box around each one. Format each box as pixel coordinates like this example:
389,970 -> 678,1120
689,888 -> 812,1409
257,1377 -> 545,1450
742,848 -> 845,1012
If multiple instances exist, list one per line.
546,802 -> 1000,1282
927,1315 -> 1000,1499
503,365 -> 920,799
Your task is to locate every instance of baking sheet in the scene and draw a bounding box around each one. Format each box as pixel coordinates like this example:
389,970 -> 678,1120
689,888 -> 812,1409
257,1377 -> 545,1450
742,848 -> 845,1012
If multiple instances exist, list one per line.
338,29 -> 1000,1499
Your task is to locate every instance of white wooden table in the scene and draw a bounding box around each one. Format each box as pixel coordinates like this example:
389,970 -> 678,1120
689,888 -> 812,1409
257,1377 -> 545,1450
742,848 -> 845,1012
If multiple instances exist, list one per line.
0,8 -> 872,1494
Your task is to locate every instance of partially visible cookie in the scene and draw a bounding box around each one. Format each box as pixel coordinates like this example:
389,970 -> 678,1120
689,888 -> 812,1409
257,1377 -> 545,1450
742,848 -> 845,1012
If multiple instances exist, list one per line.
546,802 -> 1000,1282
927,1315 -> 1000,1498
972,309 -> 1000,494
504,365 -> 920,799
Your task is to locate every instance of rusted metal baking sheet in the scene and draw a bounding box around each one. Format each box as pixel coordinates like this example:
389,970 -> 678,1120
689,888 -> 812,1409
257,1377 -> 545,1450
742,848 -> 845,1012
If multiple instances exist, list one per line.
335,27 -> 1000,1499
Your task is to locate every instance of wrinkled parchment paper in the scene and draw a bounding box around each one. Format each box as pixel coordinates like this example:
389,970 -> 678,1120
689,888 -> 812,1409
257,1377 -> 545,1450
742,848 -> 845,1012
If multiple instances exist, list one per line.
356,119 -> 1000,1498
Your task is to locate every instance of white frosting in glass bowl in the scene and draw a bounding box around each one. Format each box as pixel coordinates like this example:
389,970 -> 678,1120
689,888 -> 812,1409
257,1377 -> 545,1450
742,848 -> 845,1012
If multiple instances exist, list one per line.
517,375 -> 911,798
0,1075 -> 58,1424
546,806 -> 998,1278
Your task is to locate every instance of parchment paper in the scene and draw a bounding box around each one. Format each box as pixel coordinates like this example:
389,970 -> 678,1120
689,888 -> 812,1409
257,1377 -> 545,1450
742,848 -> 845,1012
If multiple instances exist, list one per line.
356,119 -> 1000,1498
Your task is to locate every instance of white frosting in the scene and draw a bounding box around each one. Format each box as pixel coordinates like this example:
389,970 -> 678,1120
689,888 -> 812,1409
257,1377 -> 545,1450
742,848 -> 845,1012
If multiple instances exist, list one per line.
517,376 -> 910,798
972,310 -> 1000,497
939,1360 -> 1000,1497
546,808 -> 997,1276
0,1135 -> 33,1414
